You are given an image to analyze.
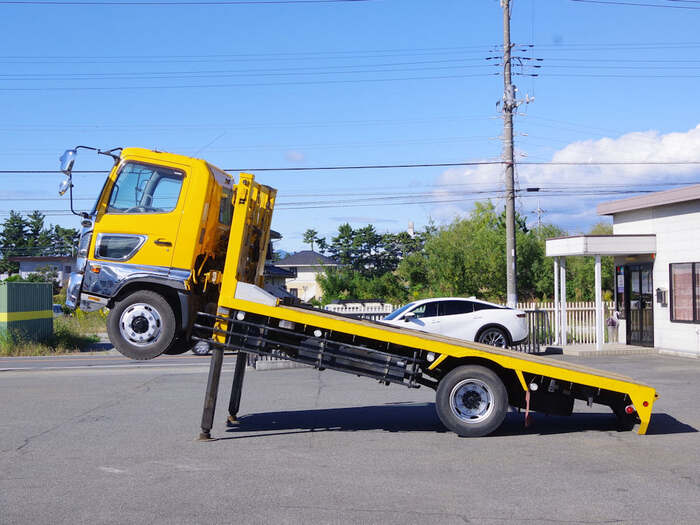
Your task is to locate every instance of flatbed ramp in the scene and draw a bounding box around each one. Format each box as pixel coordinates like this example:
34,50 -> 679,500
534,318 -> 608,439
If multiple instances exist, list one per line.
194,295 -> 657,439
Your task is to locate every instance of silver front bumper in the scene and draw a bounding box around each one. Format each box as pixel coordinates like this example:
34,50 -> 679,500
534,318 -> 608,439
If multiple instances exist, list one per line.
65,272 -> 83,309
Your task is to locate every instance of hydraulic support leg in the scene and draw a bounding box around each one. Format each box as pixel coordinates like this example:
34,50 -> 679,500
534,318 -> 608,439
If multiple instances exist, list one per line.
199,347 -> 225,440
227,351 -> 248,426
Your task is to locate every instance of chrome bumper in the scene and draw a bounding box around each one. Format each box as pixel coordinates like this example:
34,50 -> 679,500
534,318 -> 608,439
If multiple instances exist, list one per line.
65,272 -> 83,309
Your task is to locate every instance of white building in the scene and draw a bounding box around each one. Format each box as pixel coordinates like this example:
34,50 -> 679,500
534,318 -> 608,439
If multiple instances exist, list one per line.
8,256 -> 75,287
546,184 -> 700,358
275,250 -> 339,303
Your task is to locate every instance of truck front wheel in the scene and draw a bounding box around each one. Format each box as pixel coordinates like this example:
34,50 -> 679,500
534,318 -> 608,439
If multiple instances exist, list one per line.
107,291 -> 176,360
435,365 -> 508,437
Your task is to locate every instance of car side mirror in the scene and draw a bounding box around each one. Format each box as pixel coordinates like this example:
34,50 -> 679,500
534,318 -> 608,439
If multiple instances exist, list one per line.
60,148 -> 77,176
403,312 -> 416,322
58,178 -> 71,196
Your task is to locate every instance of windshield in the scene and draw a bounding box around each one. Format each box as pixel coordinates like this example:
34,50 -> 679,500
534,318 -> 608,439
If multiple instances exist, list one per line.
383,302 -> 416,321
106,162 -> 184,214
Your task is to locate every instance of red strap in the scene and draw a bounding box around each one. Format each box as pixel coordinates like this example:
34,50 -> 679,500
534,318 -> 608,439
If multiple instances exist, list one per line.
524,390 -> 532,428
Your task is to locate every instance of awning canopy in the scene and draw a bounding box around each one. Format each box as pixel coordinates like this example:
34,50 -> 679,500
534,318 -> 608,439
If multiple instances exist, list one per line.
545,234 -> 656,257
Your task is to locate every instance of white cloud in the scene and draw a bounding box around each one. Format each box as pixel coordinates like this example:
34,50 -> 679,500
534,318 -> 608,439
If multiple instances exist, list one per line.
433,124 -> 700,230
284,150 -> 306,163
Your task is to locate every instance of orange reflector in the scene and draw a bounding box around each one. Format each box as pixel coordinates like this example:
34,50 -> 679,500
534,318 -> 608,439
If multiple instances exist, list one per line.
91,267 -> 101,273
643,401 -> 649,407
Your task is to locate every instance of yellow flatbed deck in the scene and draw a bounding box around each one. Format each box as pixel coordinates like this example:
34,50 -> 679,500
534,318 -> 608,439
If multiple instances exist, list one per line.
216,298 -> 657,435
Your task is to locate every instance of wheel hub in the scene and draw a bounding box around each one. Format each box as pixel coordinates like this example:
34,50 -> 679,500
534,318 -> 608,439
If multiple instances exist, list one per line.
449,379 -> 494,424
131,316 -> 149,334
120,303 -> 162,347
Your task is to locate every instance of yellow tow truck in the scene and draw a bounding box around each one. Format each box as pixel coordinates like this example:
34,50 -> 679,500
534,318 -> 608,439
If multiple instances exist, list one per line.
58,146 -> 657,438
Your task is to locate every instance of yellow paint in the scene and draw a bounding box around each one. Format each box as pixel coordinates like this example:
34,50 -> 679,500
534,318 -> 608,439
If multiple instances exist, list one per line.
0,310 -> 52,322
514,369 -> 528,392
428,354 -> 447,370
90,148 -> 234,281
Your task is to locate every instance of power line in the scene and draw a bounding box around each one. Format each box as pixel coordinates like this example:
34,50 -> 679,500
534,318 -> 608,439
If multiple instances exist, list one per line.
0,72 -> 501,92
0,0 -> 371,5
3,159 -> 700,175
570,0 -> 700,8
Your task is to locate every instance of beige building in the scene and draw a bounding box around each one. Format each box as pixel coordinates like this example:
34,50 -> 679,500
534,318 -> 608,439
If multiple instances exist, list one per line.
275,250 -> 339,302
546,184 -> 700,357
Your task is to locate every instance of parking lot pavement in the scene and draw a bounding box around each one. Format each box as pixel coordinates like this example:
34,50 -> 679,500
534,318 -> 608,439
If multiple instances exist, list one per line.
1,354 -> 698,525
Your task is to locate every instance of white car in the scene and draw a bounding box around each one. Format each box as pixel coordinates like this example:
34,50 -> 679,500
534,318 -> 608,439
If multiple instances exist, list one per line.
381,297 -> 528,348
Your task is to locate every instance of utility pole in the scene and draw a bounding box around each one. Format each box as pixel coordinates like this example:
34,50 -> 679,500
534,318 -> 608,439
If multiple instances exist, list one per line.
501,0 -> 517,308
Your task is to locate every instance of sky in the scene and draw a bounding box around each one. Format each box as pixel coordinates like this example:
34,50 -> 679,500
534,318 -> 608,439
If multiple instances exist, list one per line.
2,0 -> 700,253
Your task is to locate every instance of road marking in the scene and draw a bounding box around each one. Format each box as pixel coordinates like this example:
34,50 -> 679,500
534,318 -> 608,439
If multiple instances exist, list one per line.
99,467 -> 126,474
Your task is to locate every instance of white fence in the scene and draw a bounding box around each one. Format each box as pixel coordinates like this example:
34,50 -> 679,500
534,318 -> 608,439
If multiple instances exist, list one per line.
325,302 -> 394,321
325,300 -> 616,345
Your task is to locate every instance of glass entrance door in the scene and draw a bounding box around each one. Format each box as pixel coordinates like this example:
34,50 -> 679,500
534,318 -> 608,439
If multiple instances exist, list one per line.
626,264 -> 654,347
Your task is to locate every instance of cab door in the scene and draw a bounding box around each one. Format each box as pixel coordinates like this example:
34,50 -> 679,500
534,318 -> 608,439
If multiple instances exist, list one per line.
93,160 -> 189,270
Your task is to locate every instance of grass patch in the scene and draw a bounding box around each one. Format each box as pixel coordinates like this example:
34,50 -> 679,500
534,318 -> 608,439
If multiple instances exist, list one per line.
0,313 -> 105,357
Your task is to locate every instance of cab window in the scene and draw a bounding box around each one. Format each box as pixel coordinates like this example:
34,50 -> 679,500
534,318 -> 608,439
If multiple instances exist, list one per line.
107,162 -> 184,214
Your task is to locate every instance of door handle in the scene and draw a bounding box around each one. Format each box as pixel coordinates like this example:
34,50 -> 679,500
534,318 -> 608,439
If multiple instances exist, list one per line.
154,238 -> 172,247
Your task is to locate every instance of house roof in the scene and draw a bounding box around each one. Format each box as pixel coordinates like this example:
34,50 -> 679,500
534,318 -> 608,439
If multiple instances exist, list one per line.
263,264 -> 295,278
276,250 -> 338,267
597,183 -> 700,215
545,234 -> 656,257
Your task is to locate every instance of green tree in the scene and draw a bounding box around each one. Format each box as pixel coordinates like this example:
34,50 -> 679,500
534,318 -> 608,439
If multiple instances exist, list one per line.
565,222 -> 614,301
26,211 -> 54,256
302,228 -> 319,251
51,225 -> 79,257
316,222 -> 434,303
0,211 -> 29,273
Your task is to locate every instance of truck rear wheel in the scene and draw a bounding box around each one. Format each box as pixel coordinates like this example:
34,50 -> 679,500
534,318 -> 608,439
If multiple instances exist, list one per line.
107,291 -> 176,360
435,365 -> 508,437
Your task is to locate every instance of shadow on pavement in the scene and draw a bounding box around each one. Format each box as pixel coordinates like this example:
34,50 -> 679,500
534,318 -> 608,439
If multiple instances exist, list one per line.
84,342 -> 113,352
217,403 -> 696,439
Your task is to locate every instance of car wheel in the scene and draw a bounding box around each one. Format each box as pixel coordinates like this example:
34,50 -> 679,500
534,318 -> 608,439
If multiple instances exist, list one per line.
107,291 -> 176,360
477,327 -> 509,348
435,365 -> 508,437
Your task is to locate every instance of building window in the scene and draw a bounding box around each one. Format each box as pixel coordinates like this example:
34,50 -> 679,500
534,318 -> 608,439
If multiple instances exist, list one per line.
670,263 -> 698,322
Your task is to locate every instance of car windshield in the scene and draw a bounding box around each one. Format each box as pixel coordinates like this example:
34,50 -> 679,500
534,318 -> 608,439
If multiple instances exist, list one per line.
383,302 -> 416,320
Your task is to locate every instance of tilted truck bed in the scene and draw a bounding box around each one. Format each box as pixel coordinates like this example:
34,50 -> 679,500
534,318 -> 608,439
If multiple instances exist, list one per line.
194,172 -> 657,439
198,296 -> 657,435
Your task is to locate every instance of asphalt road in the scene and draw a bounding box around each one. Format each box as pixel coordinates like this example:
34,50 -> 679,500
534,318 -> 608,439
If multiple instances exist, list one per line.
1,352 -> 699,524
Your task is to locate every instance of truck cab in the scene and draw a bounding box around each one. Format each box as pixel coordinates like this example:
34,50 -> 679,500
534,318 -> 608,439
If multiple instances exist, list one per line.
63,147 -> 237,359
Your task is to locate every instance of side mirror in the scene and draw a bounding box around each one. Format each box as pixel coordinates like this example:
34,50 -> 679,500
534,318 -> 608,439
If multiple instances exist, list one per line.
59,149 -> 77,175
403,312 -> 416,322
58,178 -> 71,196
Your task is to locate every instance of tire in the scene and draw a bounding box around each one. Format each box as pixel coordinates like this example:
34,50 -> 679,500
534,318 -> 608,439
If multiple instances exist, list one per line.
191,341 -> 211,356
477,326 -> 510,348
435,365 -> 508,437
107,290 -> 176,360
